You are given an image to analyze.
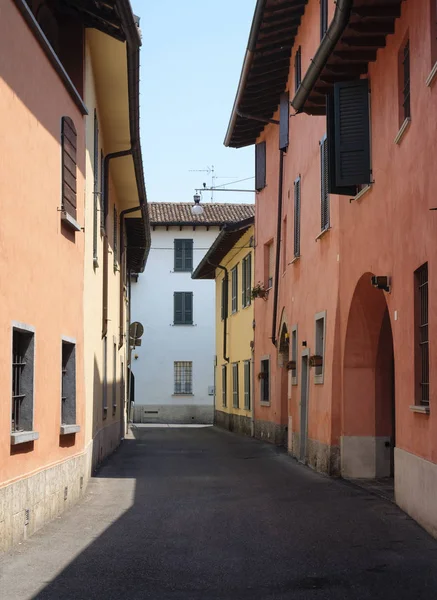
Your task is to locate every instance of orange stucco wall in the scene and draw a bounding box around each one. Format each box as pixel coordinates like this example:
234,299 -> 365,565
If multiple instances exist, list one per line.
253,0 -> 437,467
0,1 -> 85,485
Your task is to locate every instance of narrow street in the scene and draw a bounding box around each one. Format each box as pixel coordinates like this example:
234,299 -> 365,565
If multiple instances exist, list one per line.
2,427 -> 437,600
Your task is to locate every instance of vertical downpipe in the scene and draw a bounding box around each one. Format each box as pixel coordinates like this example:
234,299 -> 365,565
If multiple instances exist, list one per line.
271,149 -> 285,346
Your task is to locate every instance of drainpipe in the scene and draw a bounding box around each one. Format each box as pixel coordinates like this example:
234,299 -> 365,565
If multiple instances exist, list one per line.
271,149 -> 285,347
102,149 -> 132,339
291,0 -> 353,112
207,259 -> 230,363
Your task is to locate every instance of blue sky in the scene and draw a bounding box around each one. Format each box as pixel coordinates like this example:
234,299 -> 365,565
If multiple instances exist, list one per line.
130,0 -> 256,206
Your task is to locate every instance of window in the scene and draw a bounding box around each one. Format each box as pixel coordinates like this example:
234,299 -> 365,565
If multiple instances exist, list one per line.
232,363 -> 239,408
11,328 -> 35,436
61,116 -> 77,221
103,336 -> 108,416
112,342 -> 117,415
174,239 -> 193,272
327,80 -> 371,193
291,326 -> 298,385
415,263 -> 429,406
244,361 -> 251,410
222,365 -> 227,407
242,253 -> 252,308
293,177 -> 301,258
320,135 -> 329,231
294,46 -> 302,92
255,142 -> 266,191
279,92 -> 289,151
113,206 -> 118,271
320,0 -> 328,40
93,110 -> 99,266
282,218 -> 287,273
266,242 -> 274,288
61,340 -> 76,426
399,38 -> 411,124
231,266 -> 238,313
221,277 -> 228,320
431,0 -> 437,66
174,361 -> 193,394
100,151 -> 106,232
174,292 -> 193,325
260,358 -> 270,403
315,312 -> 326,384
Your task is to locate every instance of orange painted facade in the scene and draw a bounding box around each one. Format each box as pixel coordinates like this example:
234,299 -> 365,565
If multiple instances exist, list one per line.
227,0 -> 437,536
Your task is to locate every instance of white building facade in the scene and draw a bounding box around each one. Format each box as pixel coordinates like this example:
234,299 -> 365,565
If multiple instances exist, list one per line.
131,203 -> 255,424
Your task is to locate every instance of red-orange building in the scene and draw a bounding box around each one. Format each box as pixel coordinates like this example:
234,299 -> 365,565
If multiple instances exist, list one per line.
225,0 -> 437,537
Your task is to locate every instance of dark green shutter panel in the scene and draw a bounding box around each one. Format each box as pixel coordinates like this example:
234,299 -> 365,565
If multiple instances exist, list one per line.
61,116 -> 77,219
326,94 -> 357,196
294,178 -> 301,258
255,142 -> 266,191
320,137 -> 329,230
279,92 -> 289,151
184,292 -> 193,324
174,240 -> 183,271
174,292 -> 183,324
184,240 -> 193,271
334,79 -> 371,187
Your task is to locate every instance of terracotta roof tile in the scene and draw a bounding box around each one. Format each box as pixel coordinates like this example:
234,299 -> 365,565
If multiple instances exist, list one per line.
149,202 -> 255,225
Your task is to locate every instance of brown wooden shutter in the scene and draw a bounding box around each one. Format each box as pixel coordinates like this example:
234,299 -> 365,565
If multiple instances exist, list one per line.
61,117 -> 77,219
326,94 -> 357,196
279,92 -> 289,151
255,142 -> 266,191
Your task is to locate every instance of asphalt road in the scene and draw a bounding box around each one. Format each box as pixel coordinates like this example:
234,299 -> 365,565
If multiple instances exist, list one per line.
2,426 -> 437,600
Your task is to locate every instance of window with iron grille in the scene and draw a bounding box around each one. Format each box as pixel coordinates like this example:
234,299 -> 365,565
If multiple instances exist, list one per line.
103,336 -> 108,416
231,265 -> 238,313
260,358 -> 270,403
294,46 -> 302,92
11,328 -> 35,433
222,365 -> 227,407
174,239 -> 193,272
112,342 -> 117,415
320,135 -> 330,231
61,341 -> 76,425
294,177 -> 301,258
291,326 -> 298,385
113,206 -> 118,271
315,312 -> 326,384
174,292 -> 193,325
242,253 -> 252,307
93,110 -> 99,266
415,263 -> 429,406
221,276 -> 228,321
174,361 -> 193,395
244,361 -> 251,410
232,363 -> 239,408
320,0 -> 328,40
400,38 -> 411,123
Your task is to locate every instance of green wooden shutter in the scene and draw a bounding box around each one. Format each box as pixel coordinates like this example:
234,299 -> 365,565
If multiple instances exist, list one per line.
334,79 -> 371,187
320,136 -> 329,231
247,253 -> 252,305
294,178 -> 301,258
174,292 -> 183,324
174,240 -> 183,271
279,92 -> 289,151
183,239 -> 193,271
255,142 -> 266,191
231,267 -> 238,312
184,292 -> 193,324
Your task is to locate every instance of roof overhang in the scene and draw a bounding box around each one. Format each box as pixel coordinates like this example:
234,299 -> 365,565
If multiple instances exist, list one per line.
192,217 -> 254,280
224,0 -> 308,149
291,0 -> 403,115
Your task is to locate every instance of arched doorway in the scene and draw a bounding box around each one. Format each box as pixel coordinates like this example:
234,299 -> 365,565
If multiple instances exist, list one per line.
342,273 -> 395,479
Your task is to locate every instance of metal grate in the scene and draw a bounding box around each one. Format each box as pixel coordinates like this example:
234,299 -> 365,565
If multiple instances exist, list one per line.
174,361 -> 192,394
417,263 -> 429,405
402,40 -> 411,120
12,333 -> 26,432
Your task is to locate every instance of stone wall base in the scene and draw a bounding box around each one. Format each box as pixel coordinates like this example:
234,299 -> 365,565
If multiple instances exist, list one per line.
254,419 -> 287,447
395,447 -> 437,539
133,404 -> 214,424
91,419 -> 123,473
290,431 -> 340,476
215,410 -> 252,437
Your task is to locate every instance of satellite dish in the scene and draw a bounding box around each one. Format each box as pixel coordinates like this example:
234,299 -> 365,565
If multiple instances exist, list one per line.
130,321 -> 144,340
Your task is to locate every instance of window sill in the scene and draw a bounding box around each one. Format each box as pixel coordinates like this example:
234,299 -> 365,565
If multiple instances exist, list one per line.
93,257 -> 99,269
394,118 -> 411,145
172,393 -> 194,397
172,323 -> 195,327
409,405 -> 430,415
260,401 -> 271,407
61,211 -> 82,232
426,61 -> 437,87
60,424 -> 80,435
315,227 -> 331,242
292,378 -> 297,386
11,431 -> 39,445
351,184 -> 372,203
289,256 -> 300,265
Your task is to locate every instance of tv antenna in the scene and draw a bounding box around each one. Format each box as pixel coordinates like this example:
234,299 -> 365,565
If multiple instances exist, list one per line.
188,165 -> 235,201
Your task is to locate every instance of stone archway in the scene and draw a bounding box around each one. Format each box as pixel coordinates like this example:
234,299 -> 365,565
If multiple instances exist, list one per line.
342,273 -> 395,479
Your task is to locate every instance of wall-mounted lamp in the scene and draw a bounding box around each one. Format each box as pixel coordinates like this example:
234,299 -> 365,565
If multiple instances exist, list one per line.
191,193 -> 204,216
370,275 -> 391,293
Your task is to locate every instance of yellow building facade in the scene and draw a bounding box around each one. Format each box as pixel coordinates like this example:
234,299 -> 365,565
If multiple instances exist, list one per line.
193,218 -> 254,436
